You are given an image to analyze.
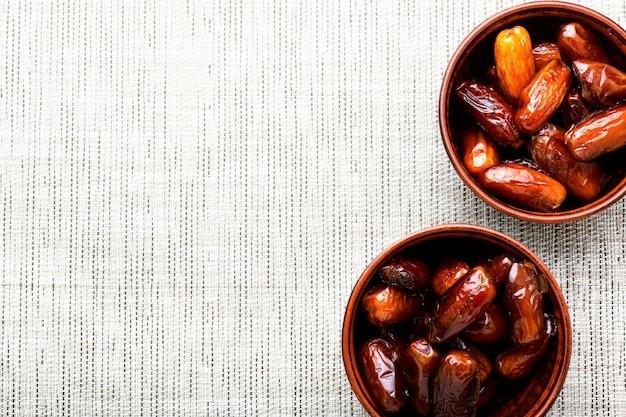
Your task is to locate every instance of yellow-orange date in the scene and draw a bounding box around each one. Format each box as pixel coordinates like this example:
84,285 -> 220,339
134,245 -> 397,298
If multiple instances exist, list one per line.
495,26 -> 536,105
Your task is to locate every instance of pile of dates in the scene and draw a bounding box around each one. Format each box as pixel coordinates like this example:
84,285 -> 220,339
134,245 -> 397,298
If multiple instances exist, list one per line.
455,22 -> 626,212
358,252 -> 556,416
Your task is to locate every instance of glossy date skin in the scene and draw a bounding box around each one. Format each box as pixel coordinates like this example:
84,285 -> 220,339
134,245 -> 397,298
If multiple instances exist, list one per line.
428,266 -> 497,344
531,123 -> 607,202
359,338 -> 409,413
532,42 -> 561,71
558,22 -> 611,64
430,257 -> 471,297
564,104 -> 626,161
461,125 -> 501,177
379,257 -> 431,291
561,86 -> 592,126
362,284 -> 424,328
515,59 -> 572,134
432,350 -> 480,417
572,59 -> 626,109
477,162 -> 567,212
455,81 -> 525,149
404,339 -> 441,416
463,303 -> 509,344
504,262 -> 546,346
494,26 -> 535,105
480,253 -> 515,289
494,314 -> 555,380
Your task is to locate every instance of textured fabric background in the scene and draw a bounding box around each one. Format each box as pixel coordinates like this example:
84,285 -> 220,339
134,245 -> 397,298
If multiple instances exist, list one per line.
1,0 -> 625,415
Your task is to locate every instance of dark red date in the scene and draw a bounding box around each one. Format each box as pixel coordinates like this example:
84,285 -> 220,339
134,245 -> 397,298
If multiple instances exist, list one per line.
560,86 -> 593,126
404,339 -> 441,416
362,284 -> 424,328
494,314 -> 555,380
379,257 -> 431,291
431,257 -> 471,297
532,42 -> 561,71
572,59 -> 626,109
455,81 -> 525,149
463,303 -> 509,344
531,123 -> 608,202
503,262 -> 546,345
564,104 -> 626,161
432,350 -> 480,417
558,22 -> 611,64
480,253 -> 515,288
359,338 -> 409,413
429,266 -> 497,344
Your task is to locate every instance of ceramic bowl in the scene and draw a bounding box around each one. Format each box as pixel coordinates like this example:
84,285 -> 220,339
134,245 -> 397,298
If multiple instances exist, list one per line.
439,1 -> 626,222
342,224 -> 571,417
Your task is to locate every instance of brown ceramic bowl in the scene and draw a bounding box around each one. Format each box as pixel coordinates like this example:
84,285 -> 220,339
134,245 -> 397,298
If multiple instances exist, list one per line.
342,224 -> 571,417
439,2 -> 626,222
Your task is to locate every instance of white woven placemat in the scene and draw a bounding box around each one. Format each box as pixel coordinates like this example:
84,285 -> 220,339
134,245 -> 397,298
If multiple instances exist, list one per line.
1,0 -> 625,415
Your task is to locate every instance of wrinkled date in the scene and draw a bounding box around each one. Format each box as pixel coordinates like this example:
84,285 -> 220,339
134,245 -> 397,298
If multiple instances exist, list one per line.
531,123 -> 608,202
362,284 -> 424,328
455,21 -> 626,212
564,104 -> 626,161
357,253 -> 555,414
455,81 -> 525,149
558,22 -> 611,64
477,162 -> 568,212
359,338 -> 409,413
379,257 -> 431,291
404,339 -> 441,416
504,262 -> 547,345
494,25 -> 536,105
432,350 -> 480,417
572,59 -> 626,108
515,59 -> 572,134
428,266 -> 497,344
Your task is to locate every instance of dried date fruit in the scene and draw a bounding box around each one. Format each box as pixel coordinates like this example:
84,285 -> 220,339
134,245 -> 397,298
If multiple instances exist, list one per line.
461,125 -> 501,177
455,81 -> 525,149
531,123 -> 608,202
572,59 -> 626,108
362,284 -> 424,328
561,86 -> 593,126
359,338 -> 409,413
532,42 -> 562,71
504,262 -> 546,345
480,253 -> 515,288
475,375 -> 502,410
404,339 -> 441,416
379,257 -> 431,291
494,26 -> 536,105
463,303 -> 509,344
558,22 -> 611,64
564,104 -> 626,160
432,350 -> 480,417
429,266 -> 497,344
477,162 -> 567,212
494,314 -> 555,380
515,59 -> 572,134
450,339 -> 492,383
431,257 -> 471,297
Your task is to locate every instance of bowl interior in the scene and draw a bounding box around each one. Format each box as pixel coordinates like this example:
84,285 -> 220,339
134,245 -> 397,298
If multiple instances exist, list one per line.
343,225 -> 572,417
440,2 -> 626,222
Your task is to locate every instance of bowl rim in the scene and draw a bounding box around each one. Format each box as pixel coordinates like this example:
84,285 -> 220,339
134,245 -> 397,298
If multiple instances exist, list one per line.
438,1 -> 626,223
341,223 -> 572,417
